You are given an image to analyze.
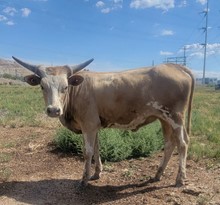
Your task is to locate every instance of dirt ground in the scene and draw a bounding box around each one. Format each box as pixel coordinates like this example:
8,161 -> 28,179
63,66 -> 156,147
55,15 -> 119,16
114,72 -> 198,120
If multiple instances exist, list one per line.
0,127 -> 220,205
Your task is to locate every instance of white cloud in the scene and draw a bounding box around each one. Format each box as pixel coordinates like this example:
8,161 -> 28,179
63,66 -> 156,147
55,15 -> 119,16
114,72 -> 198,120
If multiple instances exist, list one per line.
101,8 -> 111,13
21,8 -> 31,17
161,29 -> 174,36
130,0 -> 174,11
0,15 -> 7,21
207,43 -> 220,50
3,7 -> 17,16
0,6 -> 32,26
190,52 -> 204,58
193,70 -> 220,79
96,1 -> 105,8
6,20 -> 15,26
181,43 -> 220,58
184,43 -> 202,50
96,0 -> 123,14
160,51 -> 173,56
196,0 -> 207,5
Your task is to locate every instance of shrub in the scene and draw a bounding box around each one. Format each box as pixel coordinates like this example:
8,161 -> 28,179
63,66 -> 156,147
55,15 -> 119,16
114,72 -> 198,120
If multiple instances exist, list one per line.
54,121 -> 164,162
99,129 -> 133,162
54,128 -> 83,154
128,127 -> 163,158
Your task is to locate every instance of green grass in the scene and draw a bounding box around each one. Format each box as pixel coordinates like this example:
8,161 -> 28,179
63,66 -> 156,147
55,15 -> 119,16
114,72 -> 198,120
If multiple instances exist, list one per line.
189,86 -> 220,161
0,85 -> 45,127
1,84 -> 220,162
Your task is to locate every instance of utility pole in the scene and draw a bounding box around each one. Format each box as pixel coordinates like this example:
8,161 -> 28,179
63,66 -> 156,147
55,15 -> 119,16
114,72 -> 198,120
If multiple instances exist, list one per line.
201,0 -> 209,84
183,46 -> 186,66
164,46 -> 187,66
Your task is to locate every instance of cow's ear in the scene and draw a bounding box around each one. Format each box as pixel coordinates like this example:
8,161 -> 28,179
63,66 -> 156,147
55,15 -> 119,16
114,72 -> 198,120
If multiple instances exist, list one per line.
24,75 -> 41,86
68,75 -> 84,86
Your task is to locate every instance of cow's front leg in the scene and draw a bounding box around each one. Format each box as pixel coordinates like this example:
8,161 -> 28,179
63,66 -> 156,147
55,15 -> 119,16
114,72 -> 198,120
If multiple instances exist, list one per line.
81,130 -> 97,186
90,133 -> 102,180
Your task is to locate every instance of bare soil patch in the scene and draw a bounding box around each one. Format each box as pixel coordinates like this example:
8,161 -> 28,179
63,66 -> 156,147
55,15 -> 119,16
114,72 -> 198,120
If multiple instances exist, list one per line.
0,127 -> 220,205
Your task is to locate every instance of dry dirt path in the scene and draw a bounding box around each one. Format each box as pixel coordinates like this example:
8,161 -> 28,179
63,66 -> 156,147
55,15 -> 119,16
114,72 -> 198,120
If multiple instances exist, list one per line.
0,127 -> 220,205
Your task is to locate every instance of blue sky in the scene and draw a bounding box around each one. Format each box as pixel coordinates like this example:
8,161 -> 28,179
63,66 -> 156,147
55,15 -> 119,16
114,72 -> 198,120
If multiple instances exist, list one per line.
0,0 -> 220,78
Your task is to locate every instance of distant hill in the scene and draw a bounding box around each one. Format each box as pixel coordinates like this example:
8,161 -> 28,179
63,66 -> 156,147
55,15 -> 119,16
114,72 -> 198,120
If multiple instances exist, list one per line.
0,58 -> 31,77
0,58 -> 33,85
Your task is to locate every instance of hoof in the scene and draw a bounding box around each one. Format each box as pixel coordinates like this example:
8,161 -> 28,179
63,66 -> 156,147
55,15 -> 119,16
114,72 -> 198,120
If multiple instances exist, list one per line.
154,176 -> 161,182
145,177 -> 158,184
175,180 -> 185,187
154,168 -> 163,182
154,173 -> 162,182
90,174 -> 100,181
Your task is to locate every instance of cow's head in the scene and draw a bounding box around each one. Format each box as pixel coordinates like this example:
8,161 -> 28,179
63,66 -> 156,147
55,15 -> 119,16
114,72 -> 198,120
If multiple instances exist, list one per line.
12,56 -> 93,117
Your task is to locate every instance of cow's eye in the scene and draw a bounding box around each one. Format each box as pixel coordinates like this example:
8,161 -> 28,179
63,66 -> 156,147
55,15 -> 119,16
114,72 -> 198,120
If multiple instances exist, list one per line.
40,85 -> 44,90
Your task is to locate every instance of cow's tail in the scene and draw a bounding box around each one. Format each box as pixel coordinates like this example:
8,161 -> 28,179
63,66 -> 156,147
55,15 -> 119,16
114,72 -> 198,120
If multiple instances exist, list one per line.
180,66 -> 195,135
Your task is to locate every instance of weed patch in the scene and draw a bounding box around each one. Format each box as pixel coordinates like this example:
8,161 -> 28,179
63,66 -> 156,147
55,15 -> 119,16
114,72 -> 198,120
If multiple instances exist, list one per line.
0,167 -> 12,181
0,153 -> 12,163
54,121 -> 163,162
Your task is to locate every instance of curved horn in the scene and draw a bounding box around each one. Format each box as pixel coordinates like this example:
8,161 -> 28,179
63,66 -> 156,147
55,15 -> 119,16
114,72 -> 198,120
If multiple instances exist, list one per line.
12,56 -> 44,77
70,58 -> 94,74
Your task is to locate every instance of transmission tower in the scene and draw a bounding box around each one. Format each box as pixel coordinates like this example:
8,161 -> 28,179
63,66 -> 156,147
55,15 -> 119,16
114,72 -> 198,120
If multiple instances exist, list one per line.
201,0 -> 209,84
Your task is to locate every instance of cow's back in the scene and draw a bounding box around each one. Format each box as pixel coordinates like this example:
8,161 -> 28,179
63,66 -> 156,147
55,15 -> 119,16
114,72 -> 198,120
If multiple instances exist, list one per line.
71,64 -> 193,130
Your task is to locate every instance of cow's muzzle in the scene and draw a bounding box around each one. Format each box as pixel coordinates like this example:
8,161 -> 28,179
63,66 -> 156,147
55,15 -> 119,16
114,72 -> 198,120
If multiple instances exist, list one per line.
46,106 -> 61,117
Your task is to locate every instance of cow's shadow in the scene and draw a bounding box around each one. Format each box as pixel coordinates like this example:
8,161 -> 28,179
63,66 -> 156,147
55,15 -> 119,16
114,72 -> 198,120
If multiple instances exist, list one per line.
0,179 -> 173,205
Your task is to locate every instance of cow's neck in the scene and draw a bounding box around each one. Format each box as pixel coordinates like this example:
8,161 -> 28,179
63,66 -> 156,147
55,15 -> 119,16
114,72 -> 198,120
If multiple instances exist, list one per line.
59,88 -> 82,134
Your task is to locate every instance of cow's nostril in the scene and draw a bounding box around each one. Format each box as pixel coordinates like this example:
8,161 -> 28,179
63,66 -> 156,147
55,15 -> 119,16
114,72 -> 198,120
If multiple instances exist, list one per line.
56,108 -> 61,114
47,107 -> 52,114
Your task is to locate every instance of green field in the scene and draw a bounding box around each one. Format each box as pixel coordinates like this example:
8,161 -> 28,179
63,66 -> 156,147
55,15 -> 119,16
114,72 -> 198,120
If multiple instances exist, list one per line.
0,86 -> 44,127
189,87 -> 220,161
0,85 -> 220,161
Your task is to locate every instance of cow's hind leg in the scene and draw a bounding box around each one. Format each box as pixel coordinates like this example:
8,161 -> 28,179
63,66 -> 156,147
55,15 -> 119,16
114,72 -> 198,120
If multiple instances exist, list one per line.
90,133 -> 103,180
155,120 -> 175,181
175,125 -> 189,187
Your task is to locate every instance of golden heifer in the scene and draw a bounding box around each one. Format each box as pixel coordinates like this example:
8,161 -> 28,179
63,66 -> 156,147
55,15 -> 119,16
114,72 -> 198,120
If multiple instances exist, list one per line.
13,56 -> 194,187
